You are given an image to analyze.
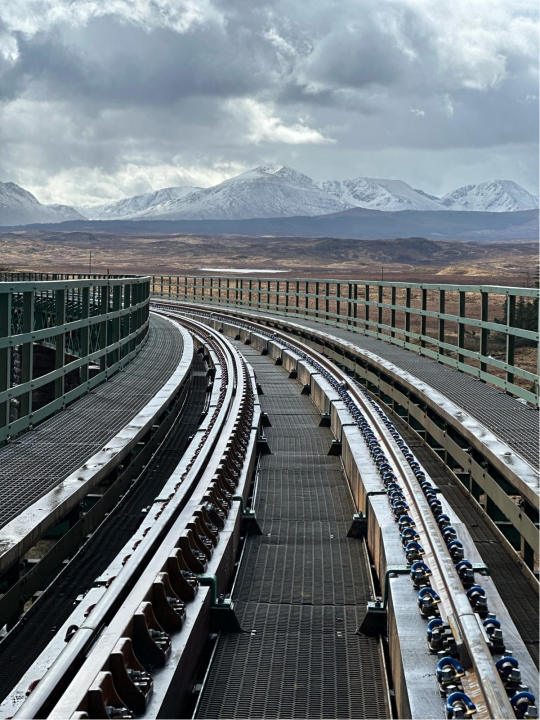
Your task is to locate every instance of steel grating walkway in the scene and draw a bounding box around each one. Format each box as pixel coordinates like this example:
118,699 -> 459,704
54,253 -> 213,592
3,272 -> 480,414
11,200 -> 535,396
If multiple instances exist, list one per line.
0,314 -> 185,529
196,346 -> 387,720
196,304 -> 539,469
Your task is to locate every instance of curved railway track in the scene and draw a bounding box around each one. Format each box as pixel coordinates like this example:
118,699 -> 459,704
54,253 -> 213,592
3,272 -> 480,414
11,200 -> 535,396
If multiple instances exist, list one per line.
155,303 -> 538,720
1,304 -> 537,720
5,314 -> 260,719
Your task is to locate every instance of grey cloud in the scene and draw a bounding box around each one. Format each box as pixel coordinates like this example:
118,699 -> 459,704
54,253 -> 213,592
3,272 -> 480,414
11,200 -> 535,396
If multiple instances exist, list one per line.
0,0 -> 537,203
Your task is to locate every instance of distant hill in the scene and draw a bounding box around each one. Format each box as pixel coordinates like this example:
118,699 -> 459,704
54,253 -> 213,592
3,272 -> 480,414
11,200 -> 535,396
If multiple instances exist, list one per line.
0,182 -> 85,225
79,185 -> 201,220
4,207 -> 537,241
317,177 -> 444,212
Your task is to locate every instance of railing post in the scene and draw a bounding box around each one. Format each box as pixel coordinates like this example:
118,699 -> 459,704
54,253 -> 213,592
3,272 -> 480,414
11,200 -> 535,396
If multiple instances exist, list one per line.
458,290 -> 466,367
353,283 -> 358,328
480,291 -> 489,375
365,284 -> 370,331
112,284 -> 121,366
348,282 -> 353,326
378,285 -> 383,335
119,283 -> 131,362
55,288 -> 66,400
0,292 -> 12,432
81,286 -> 90,380
405,287 -> 411,339
391,285 -> 396,338
20,291 -> 35,418
506,293 -> 516,386
130,283 -> 138,353
421,287 -> 427,349
438,289 -> 445,356
325,282 -> 329,322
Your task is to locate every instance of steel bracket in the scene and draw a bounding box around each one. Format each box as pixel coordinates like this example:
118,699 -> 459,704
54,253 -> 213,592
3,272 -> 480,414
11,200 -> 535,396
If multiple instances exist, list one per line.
471,562 -> 490,576
359,565 -> 410,637
319,413 -> 331,427
260,412 -> 272,428
197,574 -> 242,633
359,601 -> 387,637
347,512 -> 367,539
257,434 -> 270,455
328,439 -> 342,456
233,495 -> 262,536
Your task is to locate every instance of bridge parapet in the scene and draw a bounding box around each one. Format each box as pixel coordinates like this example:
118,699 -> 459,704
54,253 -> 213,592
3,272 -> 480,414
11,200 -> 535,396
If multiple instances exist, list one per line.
0,272 -> 150,443
151,275 -> 539,406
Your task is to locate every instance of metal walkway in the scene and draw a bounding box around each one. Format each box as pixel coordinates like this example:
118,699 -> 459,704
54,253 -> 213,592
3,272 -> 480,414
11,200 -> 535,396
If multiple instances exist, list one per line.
197,345 -> 388,719
0,357 -> 208,705
198,304 -> 539,469
0,314 -> 184,529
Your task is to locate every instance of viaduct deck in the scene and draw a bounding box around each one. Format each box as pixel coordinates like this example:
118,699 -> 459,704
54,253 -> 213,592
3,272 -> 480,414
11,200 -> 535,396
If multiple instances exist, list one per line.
0,298 -> 537,720
197,342 -> 388,719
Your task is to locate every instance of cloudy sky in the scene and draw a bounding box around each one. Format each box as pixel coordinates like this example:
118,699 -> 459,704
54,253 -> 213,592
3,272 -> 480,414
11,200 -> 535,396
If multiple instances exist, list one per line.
0,0 -> 538,206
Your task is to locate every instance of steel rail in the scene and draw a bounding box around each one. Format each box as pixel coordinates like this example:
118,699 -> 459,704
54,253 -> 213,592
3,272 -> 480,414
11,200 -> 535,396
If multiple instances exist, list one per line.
163,303 -> 520,720
12,315 -> 256,719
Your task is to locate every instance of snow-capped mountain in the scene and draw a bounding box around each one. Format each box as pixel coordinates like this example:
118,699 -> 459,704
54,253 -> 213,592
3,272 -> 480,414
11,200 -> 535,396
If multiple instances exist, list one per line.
318,178 -> 443,212
440,180 -> 539,212
0,182 -> 85,226
47,203 -> 86,220
148,165 -> 351,220
1,169 -> 538,226
81,185 -> 200,220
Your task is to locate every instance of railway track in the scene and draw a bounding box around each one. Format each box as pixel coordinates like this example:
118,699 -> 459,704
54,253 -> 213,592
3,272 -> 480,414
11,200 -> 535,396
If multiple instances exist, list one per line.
2,313 -> 261,719
1,303 -> 537,719
154,303 -> 538,720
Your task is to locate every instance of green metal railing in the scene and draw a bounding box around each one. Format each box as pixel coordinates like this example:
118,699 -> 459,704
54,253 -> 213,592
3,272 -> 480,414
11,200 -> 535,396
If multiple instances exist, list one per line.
151,275 -> 539,405
0,273 -> 151,443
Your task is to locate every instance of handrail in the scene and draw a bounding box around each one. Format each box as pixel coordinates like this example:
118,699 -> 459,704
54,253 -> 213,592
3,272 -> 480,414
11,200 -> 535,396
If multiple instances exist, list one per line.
151,274 -> 540,406
0,274 -> 151,443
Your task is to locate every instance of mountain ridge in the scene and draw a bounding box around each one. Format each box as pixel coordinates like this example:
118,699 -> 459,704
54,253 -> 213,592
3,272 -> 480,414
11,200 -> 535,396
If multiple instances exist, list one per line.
1,167 -> 538,226
82,167 -> 540,220
0,181 -> 85,225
